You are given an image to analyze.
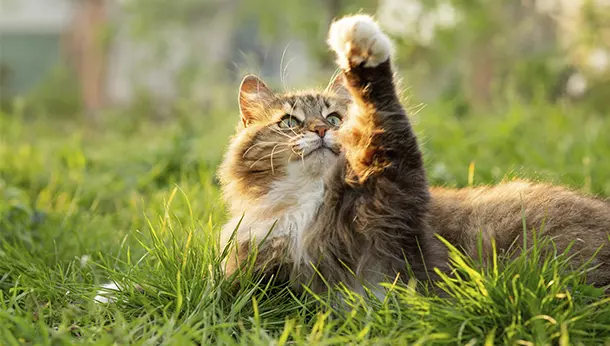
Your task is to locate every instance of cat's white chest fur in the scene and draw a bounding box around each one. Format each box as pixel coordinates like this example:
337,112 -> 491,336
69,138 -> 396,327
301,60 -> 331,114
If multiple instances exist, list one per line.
221,162 -> 326,263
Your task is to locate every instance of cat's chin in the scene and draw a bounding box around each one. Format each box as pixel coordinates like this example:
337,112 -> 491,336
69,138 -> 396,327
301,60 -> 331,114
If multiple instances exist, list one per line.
303,146 -> 337,158
299,148 -> 338,176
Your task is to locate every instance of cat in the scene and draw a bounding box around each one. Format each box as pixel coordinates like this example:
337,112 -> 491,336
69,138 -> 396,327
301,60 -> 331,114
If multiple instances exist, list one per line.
430,181 -> 610,285
218,14 -> 610,296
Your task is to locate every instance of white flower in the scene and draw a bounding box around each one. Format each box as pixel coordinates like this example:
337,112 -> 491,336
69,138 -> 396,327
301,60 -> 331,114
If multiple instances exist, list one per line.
587,48 -> 610,73
566,72 -> 587,97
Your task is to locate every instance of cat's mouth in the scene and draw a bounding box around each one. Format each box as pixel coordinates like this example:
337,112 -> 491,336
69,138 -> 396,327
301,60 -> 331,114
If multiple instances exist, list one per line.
302,145 -> 339,158
293,134 -> 340,158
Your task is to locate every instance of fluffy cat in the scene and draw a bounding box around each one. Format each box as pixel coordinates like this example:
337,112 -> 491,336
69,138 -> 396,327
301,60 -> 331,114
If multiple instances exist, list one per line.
218,14 -> 610,296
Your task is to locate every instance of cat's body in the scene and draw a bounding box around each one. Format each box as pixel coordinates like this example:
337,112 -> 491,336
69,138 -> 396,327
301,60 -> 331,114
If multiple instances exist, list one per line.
219,15 -> 610,295
431,182 -> 610,286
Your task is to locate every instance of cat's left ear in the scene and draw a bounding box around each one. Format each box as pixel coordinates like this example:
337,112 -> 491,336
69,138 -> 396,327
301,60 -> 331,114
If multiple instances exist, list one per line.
325,72 -> 351,100
239,75 -> 275,127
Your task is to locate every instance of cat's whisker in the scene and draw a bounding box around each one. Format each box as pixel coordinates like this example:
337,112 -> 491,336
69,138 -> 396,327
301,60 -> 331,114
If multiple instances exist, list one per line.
243,141 -> 289,158
286,149 -> 300,165
279,43 -> 293,92
298,147 -> 306,168
269,143 -> 285,174
282,57 -> 297,91
288,126 -> 301,139
290,146 -> 303,157
267,126 -> 295,140
248,148 -> 289,170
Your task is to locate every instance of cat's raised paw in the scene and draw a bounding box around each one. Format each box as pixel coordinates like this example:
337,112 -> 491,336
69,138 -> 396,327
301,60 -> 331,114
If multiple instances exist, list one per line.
327,15 -> 391,70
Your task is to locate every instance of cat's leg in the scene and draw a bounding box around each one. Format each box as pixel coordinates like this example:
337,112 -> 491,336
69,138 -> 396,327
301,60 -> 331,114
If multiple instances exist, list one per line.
327,15 -> 425,189
323,15 -> 445,283
224,237 -> 293,289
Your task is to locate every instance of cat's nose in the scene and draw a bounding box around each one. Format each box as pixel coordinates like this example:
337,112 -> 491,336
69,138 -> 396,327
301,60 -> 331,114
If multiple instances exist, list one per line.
312,125 -> 327,138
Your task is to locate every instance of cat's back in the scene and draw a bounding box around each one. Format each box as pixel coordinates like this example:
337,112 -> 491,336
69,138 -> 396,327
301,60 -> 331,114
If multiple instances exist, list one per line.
428,181 -> 610,261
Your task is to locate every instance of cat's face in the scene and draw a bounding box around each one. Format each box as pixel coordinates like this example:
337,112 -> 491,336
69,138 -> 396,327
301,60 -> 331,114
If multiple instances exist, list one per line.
219,74 -> 350,202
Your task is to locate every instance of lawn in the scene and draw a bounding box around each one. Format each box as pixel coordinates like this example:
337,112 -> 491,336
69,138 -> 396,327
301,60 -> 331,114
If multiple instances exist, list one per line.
1,94 -> 610,345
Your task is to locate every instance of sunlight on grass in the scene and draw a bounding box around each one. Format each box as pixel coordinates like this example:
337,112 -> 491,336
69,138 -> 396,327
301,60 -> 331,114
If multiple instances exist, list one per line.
1,99 -> 610,344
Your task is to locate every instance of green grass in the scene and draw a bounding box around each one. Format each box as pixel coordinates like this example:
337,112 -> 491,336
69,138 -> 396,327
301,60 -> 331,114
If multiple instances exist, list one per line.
1,96 -> 610,345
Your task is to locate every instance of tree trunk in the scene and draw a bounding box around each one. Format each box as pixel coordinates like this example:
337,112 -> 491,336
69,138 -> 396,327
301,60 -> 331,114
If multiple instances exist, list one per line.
64,0 -> 108,118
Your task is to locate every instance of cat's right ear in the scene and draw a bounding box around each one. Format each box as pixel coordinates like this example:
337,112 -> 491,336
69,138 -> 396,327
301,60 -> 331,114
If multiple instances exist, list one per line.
239,75 -> 275,127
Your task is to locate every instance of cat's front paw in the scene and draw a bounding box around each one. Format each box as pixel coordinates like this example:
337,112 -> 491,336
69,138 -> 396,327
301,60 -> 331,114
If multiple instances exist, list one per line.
327,15 -> 391,70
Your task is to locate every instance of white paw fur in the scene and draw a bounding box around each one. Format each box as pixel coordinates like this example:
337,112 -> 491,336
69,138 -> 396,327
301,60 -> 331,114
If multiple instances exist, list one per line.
327,15 -> 392,69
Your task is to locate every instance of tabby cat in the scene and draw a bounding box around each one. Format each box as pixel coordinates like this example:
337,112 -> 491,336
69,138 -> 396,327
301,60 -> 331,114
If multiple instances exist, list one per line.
218,14 -> 610,296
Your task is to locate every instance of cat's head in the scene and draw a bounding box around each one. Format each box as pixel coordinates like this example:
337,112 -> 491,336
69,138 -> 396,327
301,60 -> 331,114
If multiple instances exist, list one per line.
218,74 -> 351,208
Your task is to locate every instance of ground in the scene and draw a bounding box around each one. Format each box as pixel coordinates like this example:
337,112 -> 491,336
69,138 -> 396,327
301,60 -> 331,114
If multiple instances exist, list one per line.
1,96 -> 610,345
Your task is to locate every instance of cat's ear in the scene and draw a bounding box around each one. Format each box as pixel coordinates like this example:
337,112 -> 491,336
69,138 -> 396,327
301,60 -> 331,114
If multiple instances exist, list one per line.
325,72 -> 351,100
239,75 -> 275,127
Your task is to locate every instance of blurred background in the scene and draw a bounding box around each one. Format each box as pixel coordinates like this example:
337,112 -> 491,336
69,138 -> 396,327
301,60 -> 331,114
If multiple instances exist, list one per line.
2,0 -> 610,279
2,0 -> 610,204
1,0 -> 609,118
3,2 -> 610,340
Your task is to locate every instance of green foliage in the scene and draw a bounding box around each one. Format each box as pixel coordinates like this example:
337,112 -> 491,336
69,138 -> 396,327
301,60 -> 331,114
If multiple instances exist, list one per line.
3,66 -> 83,119
108,0 -> 610,113
1,2 -> 610,343
388,0 -> 610,112
2,0 -> 610,343
2,91 -> 610,344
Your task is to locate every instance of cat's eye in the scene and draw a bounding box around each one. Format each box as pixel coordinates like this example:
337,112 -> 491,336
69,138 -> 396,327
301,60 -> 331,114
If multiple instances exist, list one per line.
279,115 -> 300,129
326,113 -> 342,126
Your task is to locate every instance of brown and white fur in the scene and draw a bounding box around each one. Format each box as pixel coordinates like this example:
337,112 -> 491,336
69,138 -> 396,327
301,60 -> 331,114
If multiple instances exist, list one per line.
218,14 -> 610,296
